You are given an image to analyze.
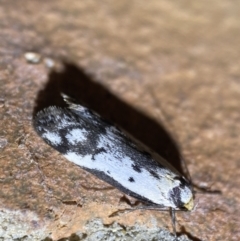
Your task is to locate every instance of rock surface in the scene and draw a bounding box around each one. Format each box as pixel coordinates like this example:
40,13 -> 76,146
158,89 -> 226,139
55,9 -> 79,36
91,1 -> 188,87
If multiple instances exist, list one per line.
0,0 -> 240,240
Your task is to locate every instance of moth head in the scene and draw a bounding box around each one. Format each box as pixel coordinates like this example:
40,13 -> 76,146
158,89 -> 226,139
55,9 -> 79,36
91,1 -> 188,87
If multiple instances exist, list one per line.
169,176 -> 194,211
183,195 -> 194,211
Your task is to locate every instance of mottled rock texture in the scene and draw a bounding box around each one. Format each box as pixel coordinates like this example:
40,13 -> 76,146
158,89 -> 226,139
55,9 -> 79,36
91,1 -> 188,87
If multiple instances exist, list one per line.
0,0 -> 239,240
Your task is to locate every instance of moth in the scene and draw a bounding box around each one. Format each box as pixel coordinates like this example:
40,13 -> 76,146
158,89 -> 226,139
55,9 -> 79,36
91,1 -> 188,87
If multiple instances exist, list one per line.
33,94 -> 194,240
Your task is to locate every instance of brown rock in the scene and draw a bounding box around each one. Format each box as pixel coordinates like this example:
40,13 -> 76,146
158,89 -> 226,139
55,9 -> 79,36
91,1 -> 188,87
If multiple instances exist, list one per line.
0,1 -> 239,240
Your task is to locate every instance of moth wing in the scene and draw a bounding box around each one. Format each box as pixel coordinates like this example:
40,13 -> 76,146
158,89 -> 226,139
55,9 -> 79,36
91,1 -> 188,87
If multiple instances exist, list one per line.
34,105 -> 186,208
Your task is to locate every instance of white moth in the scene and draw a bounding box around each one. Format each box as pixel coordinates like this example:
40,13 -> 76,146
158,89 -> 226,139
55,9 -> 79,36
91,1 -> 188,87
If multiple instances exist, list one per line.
34,94 -> 194,240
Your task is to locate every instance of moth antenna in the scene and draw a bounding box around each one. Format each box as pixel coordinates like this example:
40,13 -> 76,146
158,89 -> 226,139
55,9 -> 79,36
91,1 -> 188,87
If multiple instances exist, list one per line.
193,185 -> 221,195
109,205 -> 172,218
180,155 -> 192,184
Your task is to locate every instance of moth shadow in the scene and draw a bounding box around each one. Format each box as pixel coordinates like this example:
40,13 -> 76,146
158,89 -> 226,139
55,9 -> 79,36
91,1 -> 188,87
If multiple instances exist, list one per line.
33,62 -> 185,176
178,226 -> 203,241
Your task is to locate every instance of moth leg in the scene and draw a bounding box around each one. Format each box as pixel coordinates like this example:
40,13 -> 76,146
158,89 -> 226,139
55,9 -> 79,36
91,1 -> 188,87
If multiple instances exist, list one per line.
170,207 -> 177,240
110,206 -> 179,239
109,208 -> 135,217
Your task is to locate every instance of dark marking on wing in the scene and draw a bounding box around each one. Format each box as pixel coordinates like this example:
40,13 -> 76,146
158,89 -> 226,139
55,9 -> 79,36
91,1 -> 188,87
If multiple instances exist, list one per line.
34,107 -> 107,157
82,166 -> 162,206
131,164 -> 142,173
149,170 -> 160,179
141,151 -> 152,159
92,147 -> 107,160
169,186 -> 184,208
174,176 -> 190,187
169,177 -> 191,208
128,177 -> 135,182
34,106 -> 170,185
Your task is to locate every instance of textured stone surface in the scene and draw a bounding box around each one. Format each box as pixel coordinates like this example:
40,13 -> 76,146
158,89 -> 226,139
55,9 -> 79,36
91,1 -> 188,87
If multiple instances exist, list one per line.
0,0 -> 240,240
